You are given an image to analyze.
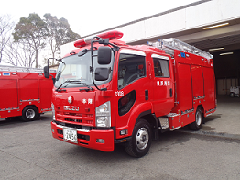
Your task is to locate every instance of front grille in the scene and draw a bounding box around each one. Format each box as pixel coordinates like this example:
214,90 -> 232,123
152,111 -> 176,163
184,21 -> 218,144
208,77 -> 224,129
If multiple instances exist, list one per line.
56,110 -> 94,125
55,120 -> 87,129
65,118 -> 82,123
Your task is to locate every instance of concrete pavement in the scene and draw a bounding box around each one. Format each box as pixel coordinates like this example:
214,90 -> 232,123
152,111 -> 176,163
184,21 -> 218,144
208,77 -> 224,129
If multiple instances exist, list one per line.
182,95 -> 240,140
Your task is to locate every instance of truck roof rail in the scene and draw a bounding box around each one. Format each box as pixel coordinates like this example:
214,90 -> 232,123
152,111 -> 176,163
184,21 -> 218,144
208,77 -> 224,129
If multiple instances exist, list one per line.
147,38 -> 213,60
0,65 -> 56,73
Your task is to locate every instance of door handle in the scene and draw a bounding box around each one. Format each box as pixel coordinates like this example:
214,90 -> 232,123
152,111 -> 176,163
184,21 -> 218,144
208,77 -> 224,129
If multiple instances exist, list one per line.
169,88 -> 173,97
145,90 -> 148,100
148,62 -> 152,79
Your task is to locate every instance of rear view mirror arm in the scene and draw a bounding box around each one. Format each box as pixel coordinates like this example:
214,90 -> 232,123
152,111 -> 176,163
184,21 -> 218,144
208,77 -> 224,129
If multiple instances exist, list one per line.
90,37 -> 107,91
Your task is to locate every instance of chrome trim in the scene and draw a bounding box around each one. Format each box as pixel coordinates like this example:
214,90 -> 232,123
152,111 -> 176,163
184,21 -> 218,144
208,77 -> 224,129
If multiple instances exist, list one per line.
181,108 -> 194,115
193,96 -> 205,100
205,113 -> 213,117
170,126 -> 181,130
0,107 -> 19,111
20,99 -> 39,102
56,124 -> 90,132
167,113 -> 180,117
0,65 -> 56,73
158,117 -> 169,129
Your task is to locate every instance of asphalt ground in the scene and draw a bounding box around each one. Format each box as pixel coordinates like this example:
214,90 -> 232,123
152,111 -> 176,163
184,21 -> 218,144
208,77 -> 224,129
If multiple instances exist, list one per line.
1,111 -> 240,180
181,95 -> 240,140
1,95 -> 240,180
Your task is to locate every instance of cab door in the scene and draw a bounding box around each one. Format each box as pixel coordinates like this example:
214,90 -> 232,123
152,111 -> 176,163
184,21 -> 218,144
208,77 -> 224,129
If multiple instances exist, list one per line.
115,50 -> 149,135
151,54 -> 174,117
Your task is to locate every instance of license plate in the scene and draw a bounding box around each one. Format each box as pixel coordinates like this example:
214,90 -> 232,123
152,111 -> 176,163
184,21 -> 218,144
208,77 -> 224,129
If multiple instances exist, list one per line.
63,128 -> 78,143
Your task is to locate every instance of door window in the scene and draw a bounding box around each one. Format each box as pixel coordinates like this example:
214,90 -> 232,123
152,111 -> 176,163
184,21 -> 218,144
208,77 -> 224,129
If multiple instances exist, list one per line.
152,54 -> 170,78
118,50 -> 146,89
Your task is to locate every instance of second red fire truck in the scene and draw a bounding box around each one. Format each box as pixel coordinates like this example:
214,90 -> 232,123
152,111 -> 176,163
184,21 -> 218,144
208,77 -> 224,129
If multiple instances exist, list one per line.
44,30 -> 216,157
0,65 -> 56,121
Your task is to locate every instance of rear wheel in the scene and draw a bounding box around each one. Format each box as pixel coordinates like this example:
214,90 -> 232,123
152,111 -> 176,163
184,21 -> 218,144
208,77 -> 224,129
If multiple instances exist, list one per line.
125,119 -> 152,158
230,92 -> 235,97
22,106 -> 40,121
189,107 -> 203,130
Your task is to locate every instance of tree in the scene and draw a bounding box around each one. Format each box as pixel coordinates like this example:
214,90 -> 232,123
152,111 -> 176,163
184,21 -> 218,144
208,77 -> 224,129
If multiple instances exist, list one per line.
0,14 -> 15,63
13,13 -> 48,68
43,13 -> 81,64
4,41 -> 36,67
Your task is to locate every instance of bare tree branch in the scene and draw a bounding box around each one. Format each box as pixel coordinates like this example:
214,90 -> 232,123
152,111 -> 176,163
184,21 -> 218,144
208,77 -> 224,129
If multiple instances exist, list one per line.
0,14 -> 15,63
4,40 -> 36,67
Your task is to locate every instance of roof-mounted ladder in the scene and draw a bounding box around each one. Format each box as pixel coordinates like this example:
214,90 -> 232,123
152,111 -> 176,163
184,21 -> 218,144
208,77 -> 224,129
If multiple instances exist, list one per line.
147,38 -> 213,60
0,65 -> 56,73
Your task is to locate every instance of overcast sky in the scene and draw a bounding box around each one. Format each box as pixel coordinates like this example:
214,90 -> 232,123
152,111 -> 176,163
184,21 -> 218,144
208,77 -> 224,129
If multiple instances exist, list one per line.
2,0 -> 199,37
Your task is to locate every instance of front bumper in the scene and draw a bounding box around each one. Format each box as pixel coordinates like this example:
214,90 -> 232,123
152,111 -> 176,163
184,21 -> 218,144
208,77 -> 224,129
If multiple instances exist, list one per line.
51,121 -> 115,151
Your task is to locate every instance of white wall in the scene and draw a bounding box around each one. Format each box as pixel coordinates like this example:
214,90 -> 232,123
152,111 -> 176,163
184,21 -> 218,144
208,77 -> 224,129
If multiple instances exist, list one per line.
118,0 -> 240,43
61,0 -> 240,57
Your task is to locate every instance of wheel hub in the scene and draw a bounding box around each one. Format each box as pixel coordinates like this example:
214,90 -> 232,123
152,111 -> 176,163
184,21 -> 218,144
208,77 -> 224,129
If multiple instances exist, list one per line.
136,128 -> 149,150
196,110 -> 202,126
26,109 -> 35,119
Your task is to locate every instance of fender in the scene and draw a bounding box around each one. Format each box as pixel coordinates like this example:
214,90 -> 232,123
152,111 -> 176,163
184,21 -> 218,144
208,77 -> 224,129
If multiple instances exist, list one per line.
126,102 -> 153,136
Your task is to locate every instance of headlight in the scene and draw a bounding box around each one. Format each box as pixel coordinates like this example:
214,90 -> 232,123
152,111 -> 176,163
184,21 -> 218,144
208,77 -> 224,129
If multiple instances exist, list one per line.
95,101 -> 111,128
51,103 -> 56,120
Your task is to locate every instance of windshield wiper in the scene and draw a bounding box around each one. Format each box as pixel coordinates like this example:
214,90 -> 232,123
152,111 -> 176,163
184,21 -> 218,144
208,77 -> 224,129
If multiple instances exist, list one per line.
56,79 -> 93,92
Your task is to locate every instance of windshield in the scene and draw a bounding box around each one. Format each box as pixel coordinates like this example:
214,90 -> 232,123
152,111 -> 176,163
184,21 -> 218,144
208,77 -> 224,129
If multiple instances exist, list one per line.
55,50 -> 114,88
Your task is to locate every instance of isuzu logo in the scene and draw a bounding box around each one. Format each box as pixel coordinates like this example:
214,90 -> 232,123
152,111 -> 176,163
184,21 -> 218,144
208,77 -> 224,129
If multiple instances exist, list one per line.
63,106 -> 79,111
68,96 -> 73,104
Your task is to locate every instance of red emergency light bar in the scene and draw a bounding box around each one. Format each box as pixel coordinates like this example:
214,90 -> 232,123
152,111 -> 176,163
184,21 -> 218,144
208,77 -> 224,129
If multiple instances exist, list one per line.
74,30 -> 124,48
97,30 -> 123,40
74,39 -> 87,48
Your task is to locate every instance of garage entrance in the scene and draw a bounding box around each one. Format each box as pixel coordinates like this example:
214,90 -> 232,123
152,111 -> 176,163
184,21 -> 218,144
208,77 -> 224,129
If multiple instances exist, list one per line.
190,34 -> 240,96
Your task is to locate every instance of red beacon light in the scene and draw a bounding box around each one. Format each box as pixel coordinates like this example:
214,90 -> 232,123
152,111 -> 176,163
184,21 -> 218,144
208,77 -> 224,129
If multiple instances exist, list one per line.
74,30 -> 124,48
74,39 -> 87,48
97,30 -> 124,40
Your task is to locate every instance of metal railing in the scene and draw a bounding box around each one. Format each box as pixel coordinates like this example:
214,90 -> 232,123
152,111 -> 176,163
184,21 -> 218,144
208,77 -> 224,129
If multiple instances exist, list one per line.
148,38 -> 213,60
0,65 -> 56,73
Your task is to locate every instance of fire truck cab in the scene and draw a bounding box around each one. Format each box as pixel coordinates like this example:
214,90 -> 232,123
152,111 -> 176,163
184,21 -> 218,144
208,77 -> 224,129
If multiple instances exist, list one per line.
45,30 -> 216,157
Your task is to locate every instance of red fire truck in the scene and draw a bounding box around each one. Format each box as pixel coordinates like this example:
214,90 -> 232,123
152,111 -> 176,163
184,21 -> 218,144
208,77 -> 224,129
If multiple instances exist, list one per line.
0,65 -> 56,121
44,30 -> 216,157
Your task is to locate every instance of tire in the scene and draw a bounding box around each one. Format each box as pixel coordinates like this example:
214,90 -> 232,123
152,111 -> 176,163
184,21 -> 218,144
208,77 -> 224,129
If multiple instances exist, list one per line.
22,106 -> 39,121
125,119 -> 152,158
189,107 -> 203,130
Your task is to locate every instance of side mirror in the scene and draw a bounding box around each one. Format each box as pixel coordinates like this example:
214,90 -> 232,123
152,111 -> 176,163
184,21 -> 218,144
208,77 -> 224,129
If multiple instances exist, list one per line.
98,46 -> 111,64
95,68 -> 110,81
44,66 -> 49,78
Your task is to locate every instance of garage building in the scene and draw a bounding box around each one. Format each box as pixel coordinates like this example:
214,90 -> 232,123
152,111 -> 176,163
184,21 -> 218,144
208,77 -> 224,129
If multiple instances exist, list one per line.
61,0 -> 240,96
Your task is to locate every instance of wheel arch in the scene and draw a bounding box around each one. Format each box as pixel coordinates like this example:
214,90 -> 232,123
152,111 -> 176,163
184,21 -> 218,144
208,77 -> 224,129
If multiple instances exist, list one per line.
22,105 -> 39,113
21,105 -> 40,121
126,102 -> 154,136
197,104 -> 204,117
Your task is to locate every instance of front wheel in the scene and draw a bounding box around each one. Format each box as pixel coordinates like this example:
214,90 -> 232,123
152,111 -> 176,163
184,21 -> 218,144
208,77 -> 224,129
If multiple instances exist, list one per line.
125,119 -> 152,158
22,106 -> 40,121
189,107 -> 203,130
